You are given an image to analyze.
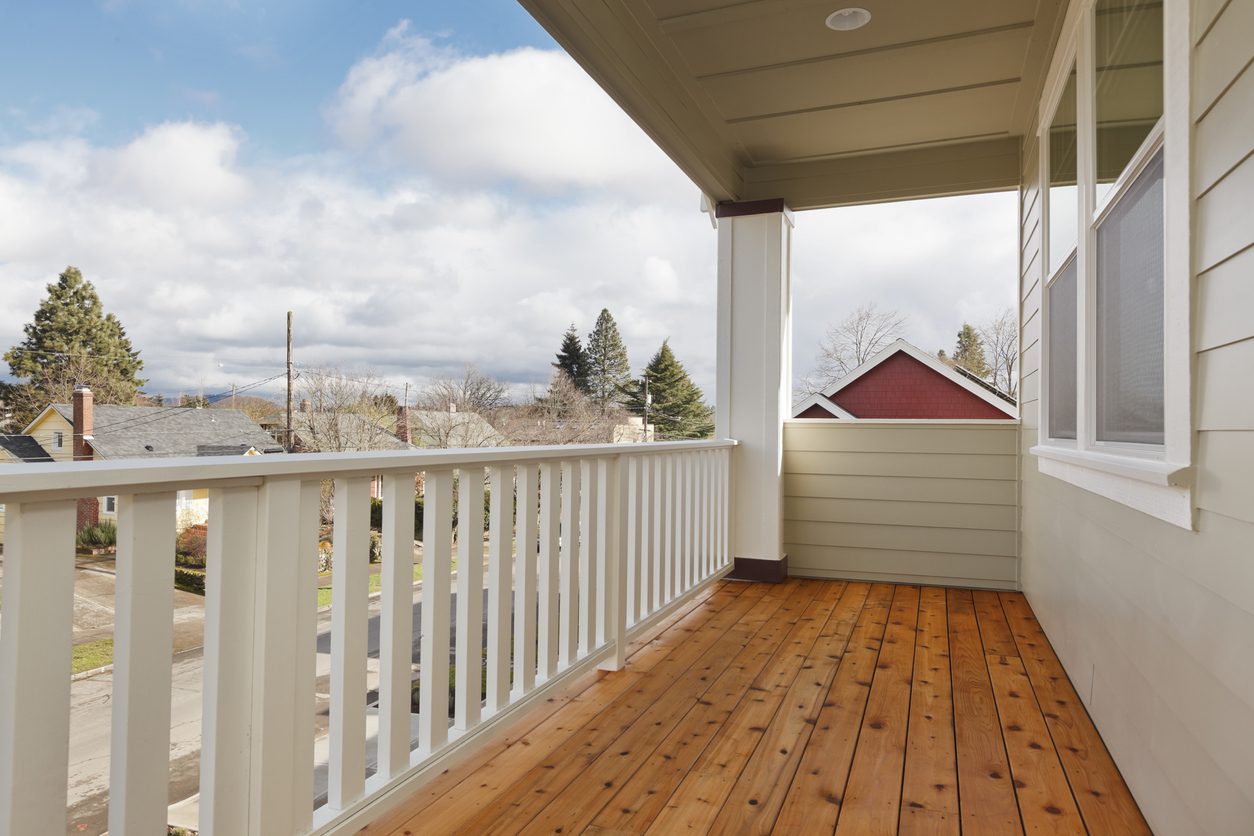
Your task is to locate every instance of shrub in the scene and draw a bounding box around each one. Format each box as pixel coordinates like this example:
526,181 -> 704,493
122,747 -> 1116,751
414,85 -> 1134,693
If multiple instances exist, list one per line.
76,520 -> 117,550
174,567 -> 206,595
175,523 -> 208,567
369,496 -> 425,540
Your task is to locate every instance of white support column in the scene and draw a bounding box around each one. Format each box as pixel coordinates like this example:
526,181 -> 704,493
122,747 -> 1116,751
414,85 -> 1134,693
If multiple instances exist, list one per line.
716,202 -> 793,571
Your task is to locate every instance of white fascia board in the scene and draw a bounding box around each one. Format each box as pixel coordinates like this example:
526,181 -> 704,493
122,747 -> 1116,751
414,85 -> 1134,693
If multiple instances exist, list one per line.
821,339 -> 1017,417
791,394 -> 855,419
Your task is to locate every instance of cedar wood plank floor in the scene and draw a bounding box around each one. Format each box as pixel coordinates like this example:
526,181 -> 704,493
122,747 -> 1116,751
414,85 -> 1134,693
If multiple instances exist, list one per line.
363,579 -> 1150,836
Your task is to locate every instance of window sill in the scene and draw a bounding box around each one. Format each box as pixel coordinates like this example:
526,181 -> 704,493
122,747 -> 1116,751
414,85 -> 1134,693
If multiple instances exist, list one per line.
1029,444 -> 1194,529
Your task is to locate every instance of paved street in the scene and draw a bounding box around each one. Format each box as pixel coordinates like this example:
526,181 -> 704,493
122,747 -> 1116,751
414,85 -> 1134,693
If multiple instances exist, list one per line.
65,582 -> 487,835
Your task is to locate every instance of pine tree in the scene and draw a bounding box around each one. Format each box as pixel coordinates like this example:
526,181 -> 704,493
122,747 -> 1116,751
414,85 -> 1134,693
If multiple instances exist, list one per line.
553,324 -> 591,393
952,323 -> 990,378
622,340 -> 714,440
585,308 -> 631,411
4,267 -> 145,427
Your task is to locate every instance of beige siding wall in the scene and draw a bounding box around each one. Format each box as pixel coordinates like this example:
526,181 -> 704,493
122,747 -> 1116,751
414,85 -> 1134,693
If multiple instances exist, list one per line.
1017,4 -> 1254,832
782,420 -> 1020,589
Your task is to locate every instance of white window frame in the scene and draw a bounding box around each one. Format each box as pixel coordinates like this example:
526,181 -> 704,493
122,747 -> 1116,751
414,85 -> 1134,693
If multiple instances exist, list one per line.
53,430 -> 64,449
1030,0 -> 1193,529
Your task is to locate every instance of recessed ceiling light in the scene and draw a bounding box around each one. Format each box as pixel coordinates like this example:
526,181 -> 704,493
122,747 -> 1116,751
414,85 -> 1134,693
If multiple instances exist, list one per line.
825,7 -> 871,31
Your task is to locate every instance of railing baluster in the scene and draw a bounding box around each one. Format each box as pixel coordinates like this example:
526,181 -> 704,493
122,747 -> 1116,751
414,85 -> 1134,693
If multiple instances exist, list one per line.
513,463 -> 539,695
681,453 -> 693,591
666,454 -> 677,601
379,473 -> 417,775
625,456 -> 641,626
599,456 -> 628,671
329,476 -> 371,810
249,478 -> 316,834
485,466 -> 512,714
109,492 -> 177,834
419,469 -> 454,753
291,480 -> 321,831
595,458 -> 611,645
652,456 -> 664,608
559,461 -> 580,667
0,500 -> 76,836
578,459 -> 598,653
455,468 -> 486,732
202,487 -> 258,834
700,451 -> 710,578
537,462 -> 560,680
638,456 -> 652,617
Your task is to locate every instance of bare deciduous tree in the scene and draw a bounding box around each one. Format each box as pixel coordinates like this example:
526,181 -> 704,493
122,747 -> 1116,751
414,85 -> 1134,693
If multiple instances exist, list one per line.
415,365 -> 509,416
801,303 -> 907,395
493,371 -> 627,445
294,368 -> 395,453
977,308 -> 1019,397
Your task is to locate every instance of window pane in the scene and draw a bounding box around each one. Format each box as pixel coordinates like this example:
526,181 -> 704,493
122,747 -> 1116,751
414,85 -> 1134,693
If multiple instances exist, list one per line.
1048,257 -> 1078,440
1097,150 -> 1164,444
1095,0 -> 1163,204
1048,65 -> 1078,274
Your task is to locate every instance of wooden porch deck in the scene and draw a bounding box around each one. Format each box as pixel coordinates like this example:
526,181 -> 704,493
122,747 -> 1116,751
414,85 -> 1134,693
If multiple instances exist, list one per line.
363,578 -> 1149,835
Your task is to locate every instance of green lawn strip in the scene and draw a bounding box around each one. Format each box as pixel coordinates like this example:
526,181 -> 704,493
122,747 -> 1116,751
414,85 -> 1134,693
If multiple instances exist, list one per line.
316,562 -> 429,609
72,638 -> 114,675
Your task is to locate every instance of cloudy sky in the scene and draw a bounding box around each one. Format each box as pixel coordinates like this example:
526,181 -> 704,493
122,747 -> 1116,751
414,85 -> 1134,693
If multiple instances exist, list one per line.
0,1 -> 1017,405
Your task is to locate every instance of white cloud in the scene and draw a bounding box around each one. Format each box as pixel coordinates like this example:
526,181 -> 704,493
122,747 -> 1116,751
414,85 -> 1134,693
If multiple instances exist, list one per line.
0,22 -> 1017,411
325,21 -> 682,199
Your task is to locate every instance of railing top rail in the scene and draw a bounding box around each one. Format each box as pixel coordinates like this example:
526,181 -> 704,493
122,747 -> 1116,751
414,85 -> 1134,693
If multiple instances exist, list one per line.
0,438 -> 738,502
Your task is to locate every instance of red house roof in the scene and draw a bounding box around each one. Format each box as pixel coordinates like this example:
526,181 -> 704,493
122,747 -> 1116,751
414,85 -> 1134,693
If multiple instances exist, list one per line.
794,339 -> 1017,420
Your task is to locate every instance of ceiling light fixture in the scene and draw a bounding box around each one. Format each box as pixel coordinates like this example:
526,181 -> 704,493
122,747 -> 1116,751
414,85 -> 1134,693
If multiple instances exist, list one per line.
825,7 -> 871,31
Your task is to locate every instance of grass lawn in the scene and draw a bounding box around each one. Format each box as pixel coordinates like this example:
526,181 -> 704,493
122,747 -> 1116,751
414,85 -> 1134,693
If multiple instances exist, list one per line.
316,562 -> 432,609
72,638 -> 114,675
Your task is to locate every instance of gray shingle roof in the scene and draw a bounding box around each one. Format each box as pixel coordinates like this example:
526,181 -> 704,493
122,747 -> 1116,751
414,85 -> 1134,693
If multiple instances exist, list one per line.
0,434 -> 54,463
51,404 -> 284,459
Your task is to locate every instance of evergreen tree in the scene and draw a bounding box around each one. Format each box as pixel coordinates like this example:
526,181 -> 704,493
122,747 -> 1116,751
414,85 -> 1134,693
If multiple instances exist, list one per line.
585,308 -> 631,411
952,323 -> 990,378
622,340 -> 714,440
553,324 -> 591,393
4,267 -> 144,427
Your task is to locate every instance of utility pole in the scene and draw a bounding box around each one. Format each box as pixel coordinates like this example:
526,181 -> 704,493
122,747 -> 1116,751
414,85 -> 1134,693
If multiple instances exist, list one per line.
230,383 -> 237,410
286,310 -> 294,452
643,372 -> 651,442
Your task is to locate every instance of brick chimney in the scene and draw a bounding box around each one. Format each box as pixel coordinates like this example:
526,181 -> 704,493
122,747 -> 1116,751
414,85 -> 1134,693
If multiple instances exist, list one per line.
72,385 -> 94,461
72,385 -> 99,530
396,405 -> 412,444
299,398 -> 311,413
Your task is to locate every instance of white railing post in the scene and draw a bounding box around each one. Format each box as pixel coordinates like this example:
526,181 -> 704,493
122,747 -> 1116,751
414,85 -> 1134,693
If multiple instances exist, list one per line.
537,462 -> 560,680
454,468 -> 485,732
558,461 -> 580,668
202,486 -> 259,835
419,469 -> 454,754
248,478 -> 315,835
625,455 -> 641,626
0,500 -> 77,836
291,480 -> 321,831
379,474 -> 417,776
109,491 -> 177,835
578,459 -> 598,653
599,455 -> 629,671
328,476 -> 371,810
513,464 -> 539,695
485,466 -> 512,714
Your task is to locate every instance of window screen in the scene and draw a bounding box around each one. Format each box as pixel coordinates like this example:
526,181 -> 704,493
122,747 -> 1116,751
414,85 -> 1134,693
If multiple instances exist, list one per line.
1096,151 -> 1164,444
1048,257 -> 1078,440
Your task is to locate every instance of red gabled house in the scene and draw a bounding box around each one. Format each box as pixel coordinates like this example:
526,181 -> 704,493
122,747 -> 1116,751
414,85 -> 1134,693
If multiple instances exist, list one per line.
794,338 -> 1017,420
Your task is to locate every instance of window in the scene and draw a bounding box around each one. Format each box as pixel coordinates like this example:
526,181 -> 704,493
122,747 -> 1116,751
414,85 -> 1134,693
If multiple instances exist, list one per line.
53,430 -> 64,449
1096,151 -> 1164,444
1032,0 -> 1189,528
104,496 -> 117,514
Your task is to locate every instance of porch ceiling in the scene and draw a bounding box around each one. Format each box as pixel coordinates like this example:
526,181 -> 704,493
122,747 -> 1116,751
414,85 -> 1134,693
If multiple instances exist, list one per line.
520,0 -> 1068,208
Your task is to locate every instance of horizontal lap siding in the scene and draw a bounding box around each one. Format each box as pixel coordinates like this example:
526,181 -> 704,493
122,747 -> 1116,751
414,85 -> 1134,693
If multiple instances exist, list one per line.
1016,9 -> 1254,833
783,421 -> 1020,589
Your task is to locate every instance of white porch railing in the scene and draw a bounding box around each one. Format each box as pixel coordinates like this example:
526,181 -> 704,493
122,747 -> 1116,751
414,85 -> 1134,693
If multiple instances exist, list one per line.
0,439 -> 734,835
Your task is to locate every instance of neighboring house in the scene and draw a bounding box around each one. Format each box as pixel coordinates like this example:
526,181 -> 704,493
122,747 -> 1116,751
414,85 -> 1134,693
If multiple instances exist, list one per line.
397,406 -> 507,449
794,339 -> 1017,420
0,434 -> 54,547
22,385 -> 284,529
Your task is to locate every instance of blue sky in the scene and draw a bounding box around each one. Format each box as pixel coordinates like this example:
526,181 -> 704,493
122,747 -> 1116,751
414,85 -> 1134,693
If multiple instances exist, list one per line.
0,3 -> 1016,403
0,1 -> 553,155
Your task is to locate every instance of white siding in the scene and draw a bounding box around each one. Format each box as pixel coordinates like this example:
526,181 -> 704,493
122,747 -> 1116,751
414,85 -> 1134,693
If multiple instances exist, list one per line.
783,420 -> 1020,589
1017,4 -> 1254,832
